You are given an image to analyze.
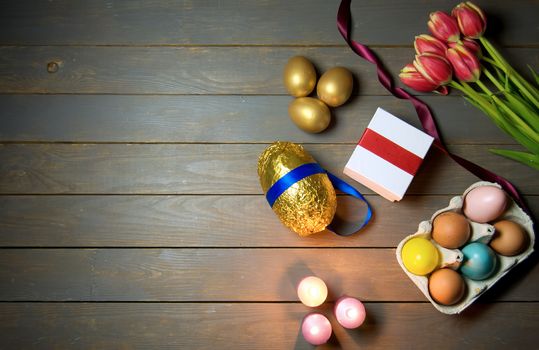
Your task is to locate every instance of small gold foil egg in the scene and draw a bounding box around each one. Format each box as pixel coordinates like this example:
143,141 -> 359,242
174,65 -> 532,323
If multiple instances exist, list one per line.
257,142 -> 337,236
317,67 -> 354,107
288,97 -> 331,133
283,56 -> 317,97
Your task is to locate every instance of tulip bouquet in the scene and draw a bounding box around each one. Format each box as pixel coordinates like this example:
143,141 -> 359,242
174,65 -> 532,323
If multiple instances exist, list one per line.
399,2 -> 539,170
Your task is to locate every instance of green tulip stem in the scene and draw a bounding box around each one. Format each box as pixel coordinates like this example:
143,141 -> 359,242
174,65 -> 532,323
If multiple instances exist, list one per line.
450,81 -> 499,121
482,68 -> 505,92
479,37 -> 539,105
472,80 -> 539,143
451,80 -> 539,151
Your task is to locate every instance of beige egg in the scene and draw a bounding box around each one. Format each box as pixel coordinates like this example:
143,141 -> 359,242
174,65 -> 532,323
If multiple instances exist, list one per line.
283,56 -> 317,97
317,67 -> 353,107
288,97 -> 331,133
432,211 -> 471,249
490,220 -> 529,256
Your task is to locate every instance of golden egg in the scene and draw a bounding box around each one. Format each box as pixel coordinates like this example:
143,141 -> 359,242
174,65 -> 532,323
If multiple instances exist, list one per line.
283,56 -> 317,97
257,142 -> 337,236
317,67 -> 354,107
288,97 -> 331,133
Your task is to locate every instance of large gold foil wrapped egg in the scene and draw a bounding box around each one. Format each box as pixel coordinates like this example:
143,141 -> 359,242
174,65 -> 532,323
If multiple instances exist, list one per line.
317,67 -> 354,107
258,142 -> 337,236
283,56 -> 317,97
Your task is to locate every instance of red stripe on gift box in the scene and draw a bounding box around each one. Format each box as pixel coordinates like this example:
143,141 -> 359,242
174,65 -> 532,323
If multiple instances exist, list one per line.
359,129 -> 423,175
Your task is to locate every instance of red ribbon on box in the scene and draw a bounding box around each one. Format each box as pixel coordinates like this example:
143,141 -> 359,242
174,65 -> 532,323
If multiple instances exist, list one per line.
359,128 -> 423,176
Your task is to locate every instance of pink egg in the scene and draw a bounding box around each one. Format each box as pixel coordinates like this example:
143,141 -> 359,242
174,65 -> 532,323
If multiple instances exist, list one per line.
463,186 -> 507,223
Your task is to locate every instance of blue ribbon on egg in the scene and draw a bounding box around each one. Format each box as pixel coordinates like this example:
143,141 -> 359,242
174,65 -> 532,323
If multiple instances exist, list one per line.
266,162 -> 372,236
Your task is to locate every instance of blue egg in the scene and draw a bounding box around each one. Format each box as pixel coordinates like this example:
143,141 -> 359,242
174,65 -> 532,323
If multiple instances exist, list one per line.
460,242 -> 497,280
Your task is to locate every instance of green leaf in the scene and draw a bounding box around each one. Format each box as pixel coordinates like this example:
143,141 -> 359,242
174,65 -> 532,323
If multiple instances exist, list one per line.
503,90 -> 539,132
489,148 -> 539,171
489,100 -> 539,154
529,65 -> 539,88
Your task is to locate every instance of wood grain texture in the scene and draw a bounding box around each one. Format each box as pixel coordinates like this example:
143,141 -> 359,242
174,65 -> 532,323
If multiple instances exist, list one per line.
1,248 -> 537,302
0,95 -> 516,144
1,144 -> 537,195
1,195 -> 537,247
1,0 -> 537,347
0,47 -> 536,95
0,0 -> 536,46
0,302 -> 538,349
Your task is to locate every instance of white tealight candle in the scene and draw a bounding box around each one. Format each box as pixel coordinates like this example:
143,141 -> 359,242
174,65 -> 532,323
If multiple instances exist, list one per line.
297,276 -> 328,307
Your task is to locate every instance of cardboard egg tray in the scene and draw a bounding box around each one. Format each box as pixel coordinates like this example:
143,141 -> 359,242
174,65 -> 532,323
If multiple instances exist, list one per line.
396,181 -> 535,314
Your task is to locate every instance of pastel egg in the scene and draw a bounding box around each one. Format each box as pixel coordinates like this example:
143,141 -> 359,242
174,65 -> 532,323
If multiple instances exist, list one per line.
460,242 -> 497,280
428,268 -> 466,305
432,211 -> 471,249
463,186 -> 507,223
401,237 -> 439,276
490,220 -> 529,256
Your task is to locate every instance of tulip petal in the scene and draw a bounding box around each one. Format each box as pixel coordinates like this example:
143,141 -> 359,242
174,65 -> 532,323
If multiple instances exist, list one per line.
399,64 -> 440,92
428,11 -> 460,42
414,34 -> 448,56
452,2 -> 487,39
414,53 -> 453,85
446,44 -> 481,82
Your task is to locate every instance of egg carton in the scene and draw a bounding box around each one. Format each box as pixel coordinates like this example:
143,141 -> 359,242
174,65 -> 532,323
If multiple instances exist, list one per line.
396,181 -> 535,314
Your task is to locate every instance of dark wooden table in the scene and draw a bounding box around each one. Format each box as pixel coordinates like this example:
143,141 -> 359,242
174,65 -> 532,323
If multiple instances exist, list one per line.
1,1 -> 538,348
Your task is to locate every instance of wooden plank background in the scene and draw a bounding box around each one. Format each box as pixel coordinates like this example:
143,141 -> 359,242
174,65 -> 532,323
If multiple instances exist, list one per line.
0,0 -> 538,348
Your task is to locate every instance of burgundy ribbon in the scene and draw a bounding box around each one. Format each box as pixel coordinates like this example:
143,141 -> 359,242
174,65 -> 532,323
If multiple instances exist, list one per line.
337,0 -> 530,213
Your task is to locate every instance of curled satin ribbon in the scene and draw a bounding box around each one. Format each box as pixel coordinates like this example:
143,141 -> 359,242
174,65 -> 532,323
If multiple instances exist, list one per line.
337,0 -> 531,215
266,162 -> 372,236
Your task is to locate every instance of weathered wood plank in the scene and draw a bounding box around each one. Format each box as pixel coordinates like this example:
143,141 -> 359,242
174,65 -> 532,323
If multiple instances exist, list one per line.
0,302 -> 537,349
1,195 -> 537,247
0,248 -> 536,302
0,95 -> 515,144
0,144 -> 537,195
0,0 -> 536,46
0,47 -> 536,95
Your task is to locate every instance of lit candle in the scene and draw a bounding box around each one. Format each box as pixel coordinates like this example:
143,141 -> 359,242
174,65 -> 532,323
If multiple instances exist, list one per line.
334,296 -> 366,329
301,313 -> 332,345
297,276 -> 328,307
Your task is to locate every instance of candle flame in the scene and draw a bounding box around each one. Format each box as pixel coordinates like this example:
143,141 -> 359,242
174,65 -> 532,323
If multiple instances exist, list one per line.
310,326 -> 320,335
308,287 -> 320,298
346,308 -> 358,320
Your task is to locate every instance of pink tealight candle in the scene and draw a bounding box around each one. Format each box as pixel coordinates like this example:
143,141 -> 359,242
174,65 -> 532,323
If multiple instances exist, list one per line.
297,276 -> 328,307
334,296 -> 366,329
301,313 -> 332,346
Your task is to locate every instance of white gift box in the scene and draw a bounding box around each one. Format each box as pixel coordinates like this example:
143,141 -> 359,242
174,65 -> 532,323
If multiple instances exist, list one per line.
344,108 -> 434,201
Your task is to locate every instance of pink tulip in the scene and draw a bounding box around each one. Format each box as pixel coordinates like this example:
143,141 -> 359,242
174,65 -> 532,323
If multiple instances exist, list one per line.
452,2 -> 487,39
399,64 -> 439,92
450,38 -> 482,58
428,11 -> 460,42
446,43 -> 481,82
413,53 -> 453,86
414,34 -> 448,56
399,64 -> 449,95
